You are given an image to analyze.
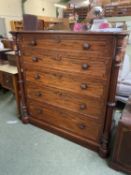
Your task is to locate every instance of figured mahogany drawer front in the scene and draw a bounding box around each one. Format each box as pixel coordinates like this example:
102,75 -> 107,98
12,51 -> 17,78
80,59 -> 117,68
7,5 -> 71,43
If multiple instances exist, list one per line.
19,34 -> 113,56
28,101 -> 102,141
26,83 -> 103,119
2,72 -> 13,90
23,54 -> 111,80
25,69 -> 105,99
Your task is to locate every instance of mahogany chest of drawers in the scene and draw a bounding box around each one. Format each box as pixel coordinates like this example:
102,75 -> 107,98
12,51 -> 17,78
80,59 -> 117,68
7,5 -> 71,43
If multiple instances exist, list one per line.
12,31 -> 128,157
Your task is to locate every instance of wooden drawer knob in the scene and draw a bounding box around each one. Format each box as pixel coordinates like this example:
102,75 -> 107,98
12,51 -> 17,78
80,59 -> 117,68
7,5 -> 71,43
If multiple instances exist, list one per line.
79,123 -> 86,129
32,56 -> 38,62
82,64 -> 89,70
29,40 -> 37,46
34,73 -> 40,80
35,92 -> 42,97
83,43 -> 90,50
80,103 -> 87,110
80,83 -> 88,90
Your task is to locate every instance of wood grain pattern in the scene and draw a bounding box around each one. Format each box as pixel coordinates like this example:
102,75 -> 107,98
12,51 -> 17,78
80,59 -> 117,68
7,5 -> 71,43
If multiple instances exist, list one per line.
19,34 -> 113,56
22,52 -> 112,80
11,31 -> 128,157
26,82 -> 104,119
28,100 -> 102,142
25,68 -> 106,99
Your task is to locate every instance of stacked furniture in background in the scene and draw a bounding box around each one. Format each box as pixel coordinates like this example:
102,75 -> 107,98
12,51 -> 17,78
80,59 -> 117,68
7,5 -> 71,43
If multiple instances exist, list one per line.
0,41 -> 20,114
104,0 -> 131,17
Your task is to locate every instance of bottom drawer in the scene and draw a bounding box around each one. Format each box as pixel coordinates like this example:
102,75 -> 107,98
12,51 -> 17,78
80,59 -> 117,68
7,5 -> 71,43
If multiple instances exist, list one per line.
28,100 -> 102,142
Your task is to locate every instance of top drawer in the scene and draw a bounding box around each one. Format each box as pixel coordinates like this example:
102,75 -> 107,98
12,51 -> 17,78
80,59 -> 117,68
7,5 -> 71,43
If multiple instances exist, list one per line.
19,34 -> 114,56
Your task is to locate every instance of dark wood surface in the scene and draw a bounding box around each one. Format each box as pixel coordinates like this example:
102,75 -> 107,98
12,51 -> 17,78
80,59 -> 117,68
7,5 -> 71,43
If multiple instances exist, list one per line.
104,3 -> 131,17
11,31 -> 128,157
110,96 -> 131,173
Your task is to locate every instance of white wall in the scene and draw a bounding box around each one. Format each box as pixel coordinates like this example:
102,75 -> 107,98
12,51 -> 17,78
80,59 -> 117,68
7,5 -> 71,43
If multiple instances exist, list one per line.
0,0 -> 22,37
25,0 -> 58,17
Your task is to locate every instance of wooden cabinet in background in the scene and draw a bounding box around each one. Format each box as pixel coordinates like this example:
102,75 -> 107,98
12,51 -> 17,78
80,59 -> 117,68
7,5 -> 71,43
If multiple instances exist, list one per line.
10,20 -> 23,31
0,65 -> 20,114
63,7 -> 90,20
104,2 -> 131,17
11,31 -> 128,157
110,96 -> 131,174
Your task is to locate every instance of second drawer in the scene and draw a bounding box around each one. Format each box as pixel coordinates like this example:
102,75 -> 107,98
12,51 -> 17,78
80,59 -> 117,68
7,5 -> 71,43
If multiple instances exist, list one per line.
25,69 -> 106,99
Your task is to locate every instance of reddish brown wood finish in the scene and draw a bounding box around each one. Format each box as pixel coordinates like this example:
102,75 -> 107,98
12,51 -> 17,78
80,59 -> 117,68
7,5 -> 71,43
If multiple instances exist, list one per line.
110,96 -> 131,173
11,31 -> 128,157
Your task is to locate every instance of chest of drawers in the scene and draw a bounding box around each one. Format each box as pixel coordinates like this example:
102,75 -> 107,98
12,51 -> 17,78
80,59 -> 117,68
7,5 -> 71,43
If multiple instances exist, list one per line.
12,31 -> 128,157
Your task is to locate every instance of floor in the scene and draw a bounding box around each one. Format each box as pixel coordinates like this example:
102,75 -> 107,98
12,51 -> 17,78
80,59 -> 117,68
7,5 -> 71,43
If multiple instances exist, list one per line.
0,91 -> 126,175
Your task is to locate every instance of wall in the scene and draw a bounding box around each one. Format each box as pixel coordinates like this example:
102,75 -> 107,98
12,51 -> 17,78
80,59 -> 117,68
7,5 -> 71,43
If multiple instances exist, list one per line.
0,0 -> 22,37
24,0 -> 58,17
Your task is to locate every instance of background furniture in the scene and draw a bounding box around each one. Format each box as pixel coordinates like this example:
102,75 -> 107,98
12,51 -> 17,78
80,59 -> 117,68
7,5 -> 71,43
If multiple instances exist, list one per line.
10,20 -> 23,31
12,31 -> 128,157
10,16 -> 63,31
0,48 -> 12,64
0,64 -> 19,114
23,14 -> 44,30
110,96 -> 131,174
104,1 -> 131,17
63,7 -> 90,20
0,47 -> 20,114
116,54 -> 131,103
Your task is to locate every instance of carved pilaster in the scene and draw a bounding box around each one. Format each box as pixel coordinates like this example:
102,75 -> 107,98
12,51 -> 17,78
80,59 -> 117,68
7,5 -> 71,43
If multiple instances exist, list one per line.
13,34 -> 29,123
99,34 -> 128,158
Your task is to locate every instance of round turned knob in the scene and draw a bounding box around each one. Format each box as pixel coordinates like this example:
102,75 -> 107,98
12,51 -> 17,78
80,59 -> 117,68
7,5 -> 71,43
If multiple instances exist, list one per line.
35,92 -> 42,97
82,64 -> 89,70
83,43 -> 90,50
30,40 -> 37,46
80,103 -> 87,110
32,56 -> 38,62
79,123 -> 86,129
34,73 -> 40,80
80,83 -> 88,90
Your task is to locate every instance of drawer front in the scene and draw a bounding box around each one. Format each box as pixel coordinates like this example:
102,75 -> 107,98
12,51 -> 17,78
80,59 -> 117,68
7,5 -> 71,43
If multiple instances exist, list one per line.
26,83 -> 104,119
2,72 -> 13,90
28,100 -> 102,142
19,34 -> 113,56
25,69 -> 105,99
22,52 -> 112,80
